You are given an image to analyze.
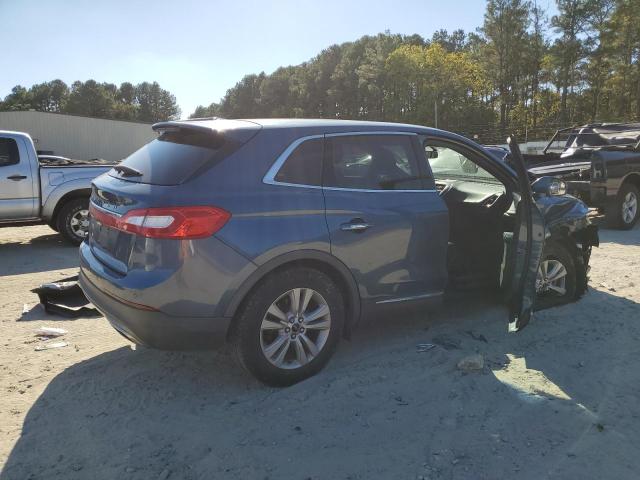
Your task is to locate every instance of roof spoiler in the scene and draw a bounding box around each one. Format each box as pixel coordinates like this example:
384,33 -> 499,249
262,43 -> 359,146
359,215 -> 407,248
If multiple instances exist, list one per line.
151,119 -> 262,144
152,121 -> 215,134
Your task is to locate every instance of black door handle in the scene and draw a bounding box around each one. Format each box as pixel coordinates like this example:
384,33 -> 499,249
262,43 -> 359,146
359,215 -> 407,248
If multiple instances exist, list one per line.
7,175 -> 27,181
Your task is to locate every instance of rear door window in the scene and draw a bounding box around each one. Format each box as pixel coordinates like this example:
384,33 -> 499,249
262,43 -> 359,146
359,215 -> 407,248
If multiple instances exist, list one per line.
324,135 -> 422,190
274,138 -> 323,186
0,138 -> 19,167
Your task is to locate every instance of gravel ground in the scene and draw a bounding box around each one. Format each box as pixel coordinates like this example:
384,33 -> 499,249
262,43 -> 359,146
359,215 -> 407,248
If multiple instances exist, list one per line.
1,223 -> 639,480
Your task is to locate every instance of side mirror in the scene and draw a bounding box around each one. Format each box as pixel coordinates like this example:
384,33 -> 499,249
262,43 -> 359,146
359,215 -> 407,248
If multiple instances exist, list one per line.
531,176 -> 567,196
425,146 -> 438,159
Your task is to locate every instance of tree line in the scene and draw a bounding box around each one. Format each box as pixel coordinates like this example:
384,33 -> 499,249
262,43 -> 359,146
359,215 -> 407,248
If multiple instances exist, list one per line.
192,0 -> 640,143
0,80 -> 180,123
2,1 -> 638,142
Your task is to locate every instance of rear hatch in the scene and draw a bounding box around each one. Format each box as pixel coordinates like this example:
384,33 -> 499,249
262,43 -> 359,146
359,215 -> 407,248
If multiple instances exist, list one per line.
108,119 -> 261,185
89,119 -> 261,274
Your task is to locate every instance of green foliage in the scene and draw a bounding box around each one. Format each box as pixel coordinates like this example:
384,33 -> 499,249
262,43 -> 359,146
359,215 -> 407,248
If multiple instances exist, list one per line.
1,80 -> 180,122
4,1 -> 638,139
189,1 -> 640,142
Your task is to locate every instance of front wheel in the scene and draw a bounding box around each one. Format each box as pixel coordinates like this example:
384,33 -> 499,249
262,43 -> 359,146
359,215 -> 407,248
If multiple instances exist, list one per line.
535,242 -> 576,310
233,267 -> 344,386
56,198 -> 90,245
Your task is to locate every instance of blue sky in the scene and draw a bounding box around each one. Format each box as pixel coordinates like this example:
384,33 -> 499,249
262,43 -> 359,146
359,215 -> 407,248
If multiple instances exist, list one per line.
0,0 -> 556,117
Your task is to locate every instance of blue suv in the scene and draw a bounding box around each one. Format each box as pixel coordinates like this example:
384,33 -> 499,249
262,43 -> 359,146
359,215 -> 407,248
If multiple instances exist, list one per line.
79,119 -> 598,385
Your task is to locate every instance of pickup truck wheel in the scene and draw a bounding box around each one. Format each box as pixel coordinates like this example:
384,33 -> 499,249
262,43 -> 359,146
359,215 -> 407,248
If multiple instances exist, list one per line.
611,183 -> 639,230
56,198 -> 90,245
535,242 -> 576,311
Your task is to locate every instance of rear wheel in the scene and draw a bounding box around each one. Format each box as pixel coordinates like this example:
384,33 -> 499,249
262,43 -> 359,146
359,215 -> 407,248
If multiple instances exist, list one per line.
535,242 -> 576,310
608,183 -> 639,230
56,198 -> 90,245
233,267 -> 344,386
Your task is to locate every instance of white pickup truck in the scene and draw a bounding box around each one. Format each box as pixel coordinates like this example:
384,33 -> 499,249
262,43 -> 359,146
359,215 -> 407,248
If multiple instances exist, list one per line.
0,130 -> 116,244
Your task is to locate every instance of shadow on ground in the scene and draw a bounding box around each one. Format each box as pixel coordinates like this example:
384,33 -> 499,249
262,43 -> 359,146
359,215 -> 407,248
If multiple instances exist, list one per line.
3,286 -> 640,480
0,231 -> 78,276
595,222 -> 640,246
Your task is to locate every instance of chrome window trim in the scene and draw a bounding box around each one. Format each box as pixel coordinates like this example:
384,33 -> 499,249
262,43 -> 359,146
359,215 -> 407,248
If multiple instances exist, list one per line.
325,131 -> 419,138
263,131 -> 437,192
323,186 -> 437,193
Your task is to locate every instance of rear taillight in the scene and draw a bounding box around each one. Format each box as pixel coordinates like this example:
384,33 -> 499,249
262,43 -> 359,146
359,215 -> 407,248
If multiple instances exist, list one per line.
89,204 -> 230,239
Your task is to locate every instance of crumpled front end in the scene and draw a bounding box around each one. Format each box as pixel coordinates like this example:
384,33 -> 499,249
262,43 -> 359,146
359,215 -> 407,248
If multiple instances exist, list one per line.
535,193 -> 599,298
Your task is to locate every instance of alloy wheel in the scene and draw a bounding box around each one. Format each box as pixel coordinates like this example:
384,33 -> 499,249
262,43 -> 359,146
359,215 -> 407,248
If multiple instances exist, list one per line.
622,191 -> 638,225
260,288 -> 331,369
70,209 -> 90,238
536,259 -> 568,297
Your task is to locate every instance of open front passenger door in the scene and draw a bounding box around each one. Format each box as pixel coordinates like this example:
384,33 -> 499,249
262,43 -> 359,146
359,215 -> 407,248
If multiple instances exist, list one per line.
505,136 -> 545,332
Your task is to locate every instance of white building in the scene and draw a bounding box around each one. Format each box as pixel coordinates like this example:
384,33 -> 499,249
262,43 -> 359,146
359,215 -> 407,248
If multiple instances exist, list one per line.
0,110 -> 157,162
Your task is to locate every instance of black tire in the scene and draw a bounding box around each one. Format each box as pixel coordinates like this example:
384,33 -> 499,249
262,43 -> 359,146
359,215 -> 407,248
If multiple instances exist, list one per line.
232,267 -> 344,387
607,183 -> 639,230
535,242 -> 577,311
56,198 -> 89,245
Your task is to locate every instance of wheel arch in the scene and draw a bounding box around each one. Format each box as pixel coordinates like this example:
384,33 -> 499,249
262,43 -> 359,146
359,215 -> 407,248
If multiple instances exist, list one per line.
47,188 -> 91,224
620,172 -> 640,191
225,250 -> 361,340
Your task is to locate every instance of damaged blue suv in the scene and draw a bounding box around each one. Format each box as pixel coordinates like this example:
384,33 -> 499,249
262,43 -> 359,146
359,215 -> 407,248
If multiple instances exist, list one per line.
79,119 -> 598,386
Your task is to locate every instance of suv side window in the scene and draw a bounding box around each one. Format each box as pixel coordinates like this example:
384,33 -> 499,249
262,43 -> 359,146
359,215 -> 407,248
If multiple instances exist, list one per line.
325,135 -> 422,190
426,143 -> 499,183
274,138 -> 323,186
0,138 -> 19,167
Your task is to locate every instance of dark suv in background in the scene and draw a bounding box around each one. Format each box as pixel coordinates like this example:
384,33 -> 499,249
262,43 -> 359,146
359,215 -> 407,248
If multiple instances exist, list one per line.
79,119 -> 598,386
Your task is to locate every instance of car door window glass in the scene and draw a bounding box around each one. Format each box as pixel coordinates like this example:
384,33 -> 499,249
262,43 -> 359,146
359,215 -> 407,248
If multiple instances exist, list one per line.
0,138 -> 19,167
275,138 -> 323,186
427,145 -> 498,182
326,135 -> 422,190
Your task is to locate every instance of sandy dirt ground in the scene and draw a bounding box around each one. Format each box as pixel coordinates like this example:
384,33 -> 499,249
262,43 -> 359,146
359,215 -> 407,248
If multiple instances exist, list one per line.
1,223 -> 639,480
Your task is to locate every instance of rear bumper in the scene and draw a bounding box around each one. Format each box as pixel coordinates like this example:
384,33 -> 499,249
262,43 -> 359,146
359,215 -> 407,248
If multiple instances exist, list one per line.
79,264 -> 231,351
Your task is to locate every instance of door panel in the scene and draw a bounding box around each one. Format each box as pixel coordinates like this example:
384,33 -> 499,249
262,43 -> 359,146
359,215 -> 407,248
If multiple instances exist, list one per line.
324,191 -> 449,301
0,136 -> 37,219
322,133 -> 449,304
506,137 -> 546,331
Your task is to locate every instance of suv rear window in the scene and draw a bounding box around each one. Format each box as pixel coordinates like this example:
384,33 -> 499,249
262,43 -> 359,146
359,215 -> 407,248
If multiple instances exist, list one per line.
109,129 -> 231,186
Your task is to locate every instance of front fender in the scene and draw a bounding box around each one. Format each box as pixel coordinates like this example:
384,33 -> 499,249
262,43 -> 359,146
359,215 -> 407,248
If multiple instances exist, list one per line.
535,193 -> 591,238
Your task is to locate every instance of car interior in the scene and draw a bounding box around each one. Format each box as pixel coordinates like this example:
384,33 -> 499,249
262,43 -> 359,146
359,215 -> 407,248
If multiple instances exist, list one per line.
424,142 -> 516,293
